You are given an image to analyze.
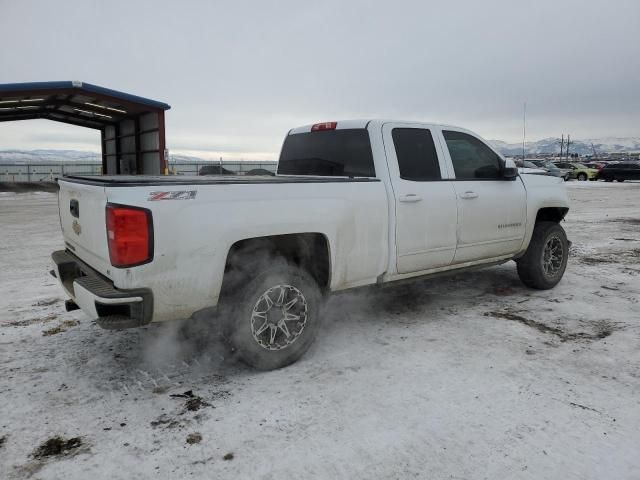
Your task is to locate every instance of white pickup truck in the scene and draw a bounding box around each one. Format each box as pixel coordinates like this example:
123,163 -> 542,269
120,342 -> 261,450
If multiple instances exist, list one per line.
52,120 -> 570,369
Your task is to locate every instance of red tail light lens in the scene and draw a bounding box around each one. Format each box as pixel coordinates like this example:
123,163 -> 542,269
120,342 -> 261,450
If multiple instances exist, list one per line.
311,121 -> 337,131
106,204 -> 153,267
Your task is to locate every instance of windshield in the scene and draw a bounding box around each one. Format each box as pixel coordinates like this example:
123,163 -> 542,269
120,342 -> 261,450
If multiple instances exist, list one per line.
573,163 -> 588,168
278,129 -> 375,177
544,162 -> 559,170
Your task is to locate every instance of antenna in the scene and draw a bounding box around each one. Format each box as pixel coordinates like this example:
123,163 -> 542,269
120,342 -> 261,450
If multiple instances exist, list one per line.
522,102 -> 527,162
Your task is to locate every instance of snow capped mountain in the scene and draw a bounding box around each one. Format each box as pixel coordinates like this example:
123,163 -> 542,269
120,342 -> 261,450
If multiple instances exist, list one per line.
489,137 -> 640,156
1,136 -> 639,164
0,149 -> 101,163
0,150 -> 230,164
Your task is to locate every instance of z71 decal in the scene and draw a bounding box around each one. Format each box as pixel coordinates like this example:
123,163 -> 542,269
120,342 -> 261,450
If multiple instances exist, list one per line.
148,190 -> 197,201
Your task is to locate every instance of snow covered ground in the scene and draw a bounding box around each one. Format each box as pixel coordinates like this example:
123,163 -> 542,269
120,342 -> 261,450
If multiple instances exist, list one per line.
1,182 -> 639,479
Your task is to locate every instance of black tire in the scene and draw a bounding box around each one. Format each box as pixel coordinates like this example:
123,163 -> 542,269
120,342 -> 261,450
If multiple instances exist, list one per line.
577,173 -> 587,181
517,221 -> 568,290
617,178 -> 625,182
223,260 -> 322,370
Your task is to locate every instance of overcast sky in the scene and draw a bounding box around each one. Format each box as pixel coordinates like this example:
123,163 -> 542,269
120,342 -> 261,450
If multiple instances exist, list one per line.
1,0 -> 639,159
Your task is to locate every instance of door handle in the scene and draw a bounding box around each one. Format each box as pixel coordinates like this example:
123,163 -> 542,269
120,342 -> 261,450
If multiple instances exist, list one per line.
459,191 -> 479,199
399,194 -> 422,203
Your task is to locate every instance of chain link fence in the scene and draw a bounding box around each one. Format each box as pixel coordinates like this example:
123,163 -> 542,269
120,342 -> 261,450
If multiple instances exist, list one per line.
0,161 -> 278,182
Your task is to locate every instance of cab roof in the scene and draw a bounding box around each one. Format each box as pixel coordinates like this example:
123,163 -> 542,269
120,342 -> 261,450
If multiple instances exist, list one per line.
288,119 -> 462,135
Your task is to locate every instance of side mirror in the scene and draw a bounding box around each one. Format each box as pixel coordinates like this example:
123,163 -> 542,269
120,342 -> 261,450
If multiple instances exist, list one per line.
502,158 -> 518,180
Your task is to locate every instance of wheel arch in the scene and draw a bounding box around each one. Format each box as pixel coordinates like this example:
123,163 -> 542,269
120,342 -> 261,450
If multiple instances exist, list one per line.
515,203 -> 570,260
535,207 -> 569,224
221,233 -> 332,298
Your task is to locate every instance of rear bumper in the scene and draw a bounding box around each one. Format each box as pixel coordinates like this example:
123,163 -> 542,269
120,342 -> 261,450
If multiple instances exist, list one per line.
51,250 -> 153,329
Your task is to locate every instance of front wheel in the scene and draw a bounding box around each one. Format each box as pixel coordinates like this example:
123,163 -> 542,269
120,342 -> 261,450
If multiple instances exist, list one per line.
577,173 -> 587,181
223,261 -> 322,370
517,222 -> 568,290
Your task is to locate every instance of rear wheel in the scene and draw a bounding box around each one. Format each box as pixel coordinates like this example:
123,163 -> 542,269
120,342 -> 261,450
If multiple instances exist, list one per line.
517,221 -> 568,290
223,260 -> 322,370
577,172 -> 587,181
617,178 -> 625,182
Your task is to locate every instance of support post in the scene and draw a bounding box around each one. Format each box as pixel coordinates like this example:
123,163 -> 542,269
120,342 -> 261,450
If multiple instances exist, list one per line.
101,129 -> 107,174
157,111 -> 167,174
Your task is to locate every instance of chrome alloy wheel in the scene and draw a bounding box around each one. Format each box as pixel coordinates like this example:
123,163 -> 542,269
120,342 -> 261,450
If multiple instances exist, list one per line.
542,235 -> 564,278
250,284 -> 308,351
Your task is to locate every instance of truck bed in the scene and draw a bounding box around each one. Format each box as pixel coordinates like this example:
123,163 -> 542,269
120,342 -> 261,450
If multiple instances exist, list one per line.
56,171 -> 389,323
61,174 -> 380,187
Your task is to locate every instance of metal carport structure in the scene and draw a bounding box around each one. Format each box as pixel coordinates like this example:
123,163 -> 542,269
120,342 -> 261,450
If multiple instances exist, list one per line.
0,81 -> 170,175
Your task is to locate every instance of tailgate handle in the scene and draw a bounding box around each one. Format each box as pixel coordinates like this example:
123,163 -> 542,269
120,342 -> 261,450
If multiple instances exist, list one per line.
70,199 -> 80,218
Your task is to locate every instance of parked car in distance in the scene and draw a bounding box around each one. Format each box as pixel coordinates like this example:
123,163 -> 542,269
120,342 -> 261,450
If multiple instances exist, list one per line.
515,160 -> 548,176
597,162 -> 640,182
515,160 -> 548,175
199,165 -> 237,175
245,168 -> 275,176
583,161 -> 606,170
529,160 -> 571,181
553,162 -> 599,181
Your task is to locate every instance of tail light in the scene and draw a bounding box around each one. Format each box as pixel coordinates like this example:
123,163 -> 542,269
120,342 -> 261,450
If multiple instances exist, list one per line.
311,122 -> 337,131
106,204 -> 153,267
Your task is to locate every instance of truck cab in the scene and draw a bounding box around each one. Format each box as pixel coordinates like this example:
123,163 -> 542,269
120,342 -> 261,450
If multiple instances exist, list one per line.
374,121 -> 526,273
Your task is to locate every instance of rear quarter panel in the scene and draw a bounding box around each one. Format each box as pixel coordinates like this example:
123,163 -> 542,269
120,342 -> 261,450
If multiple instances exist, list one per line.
105,181 -> 388,322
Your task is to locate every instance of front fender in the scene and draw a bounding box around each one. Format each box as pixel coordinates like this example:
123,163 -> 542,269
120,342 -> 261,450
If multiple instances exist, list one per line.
517,175 -> 570,256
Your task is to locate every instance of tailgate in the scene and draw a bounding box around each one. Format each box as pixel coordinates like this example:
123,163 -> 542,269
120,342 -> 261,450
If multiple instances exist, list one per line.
58,179 -> 111,277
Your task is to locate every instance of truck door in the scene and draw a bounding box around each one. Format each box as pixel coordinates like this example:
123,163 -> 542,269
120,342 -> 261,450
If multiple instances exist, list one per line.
439,129 -> 526,264
382,123 -> 458,274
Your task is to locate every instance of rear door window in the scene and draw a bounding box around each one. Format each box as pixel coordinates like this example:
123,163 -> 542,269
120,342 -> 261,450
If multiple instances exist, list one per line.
278,129 -> 375,177
443,130 -> 502,180
392,128 -> 442,181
